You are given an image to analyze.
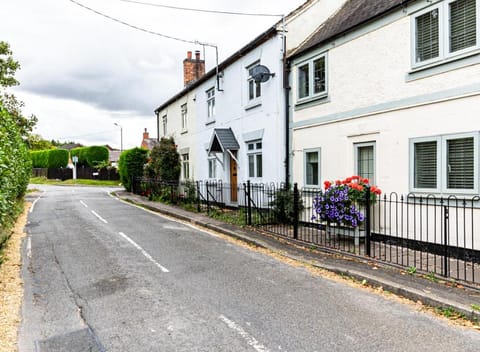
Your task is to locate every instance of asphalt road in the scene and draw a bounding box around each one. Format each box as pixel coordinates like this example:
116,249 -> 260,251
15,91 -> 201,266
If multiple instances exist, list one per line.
19,185 -> 480,351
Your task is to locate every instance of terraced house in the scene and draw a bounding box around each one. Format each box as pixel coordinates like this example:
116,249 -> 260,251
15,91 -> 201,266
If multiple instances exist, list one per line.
288,0 -> 480,196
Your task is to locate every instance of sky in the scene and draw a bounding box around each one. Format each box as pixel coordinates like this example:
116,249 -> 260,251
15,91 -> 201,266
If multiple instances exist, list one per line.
0,0 -> 306,150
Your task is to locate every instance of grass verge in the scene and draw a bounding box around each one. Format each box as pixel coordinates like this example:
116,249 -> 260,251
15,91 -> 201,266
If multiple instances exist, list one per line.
30,177 -> 121,187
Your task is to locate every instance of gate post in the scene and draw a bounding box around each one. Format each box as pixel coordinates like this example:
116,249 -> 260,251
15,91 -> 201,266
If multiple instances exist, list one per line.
247,180 -> 252,226
443,205 -> 449,277
196,181 -> 201,212
206,181 -> 210,215
365,186 -> 371,257
293,183 -> 299,240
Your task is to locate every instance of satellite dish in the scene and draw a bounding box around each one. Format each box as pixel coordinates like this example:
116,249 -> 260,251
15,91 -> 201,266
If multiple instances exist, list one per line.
250,65 -> 274,83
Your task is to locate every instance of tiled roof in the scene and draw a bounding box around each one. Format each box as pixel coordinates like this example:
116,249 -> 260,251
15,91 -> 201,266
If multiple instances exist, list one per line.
208,128 -> 240,153
290,0 -> 412,58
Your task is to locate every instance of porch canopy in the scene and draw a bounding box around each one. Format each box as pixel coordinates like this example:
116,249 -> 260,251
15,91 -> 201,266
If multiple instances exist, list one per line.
207,128 -> 240,155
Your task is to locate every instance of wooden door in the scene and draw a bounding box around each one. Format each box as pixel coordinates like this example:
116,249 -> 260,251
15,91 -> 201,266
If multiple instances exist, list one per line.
229,155 -> 238,202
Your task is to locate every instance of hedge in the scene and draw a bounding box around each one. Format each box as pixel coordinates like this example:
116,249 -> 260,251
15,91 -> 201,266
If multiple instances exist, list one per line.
118,147 -> 149,191
71,146 -> 109,167
0,104 -> 31,231
30,149 -> 69,168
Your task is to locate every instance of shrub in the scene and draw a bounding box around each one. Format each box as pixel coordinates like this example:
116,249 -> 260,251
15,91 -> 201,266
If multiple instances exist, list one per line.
30,150 -> 49,168
0,104 -> 31,230
47,149 -> 69,168
85,146 -> 109,167
118,147 -> 149,191
145,137 -> 181,181
269,186 -> 304,224
71,147 -> 87,167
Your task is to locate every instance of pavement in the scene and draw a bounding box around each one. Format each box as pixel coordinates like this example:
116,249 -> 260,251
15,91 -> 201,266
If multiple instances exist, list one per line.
113,190 -> 480,323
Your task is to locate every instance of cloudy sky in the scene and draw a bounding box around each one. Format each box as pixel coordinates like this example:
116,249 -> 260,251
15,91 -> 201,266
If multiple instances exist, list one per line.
1,0 -> 306,149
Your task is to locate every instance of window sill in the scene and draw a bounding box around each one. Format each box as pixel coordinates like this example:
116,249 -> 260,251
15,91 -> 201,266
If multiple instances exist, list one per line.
244,100 -> 262,111
295,94 -> 329,111
205,119 -> 216,126
407,49 -> 480,82
409,189 -> 479,197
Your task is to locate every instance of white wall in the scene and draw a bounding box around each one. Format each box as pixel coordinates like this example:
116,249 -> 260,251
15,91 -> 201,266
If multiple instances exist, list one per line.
290,1 -> 480,195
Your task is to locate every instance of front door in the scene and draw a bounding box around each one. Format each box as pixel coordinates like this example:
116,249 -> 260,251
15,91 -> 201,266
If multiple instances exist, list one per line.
229,154 -> 238,202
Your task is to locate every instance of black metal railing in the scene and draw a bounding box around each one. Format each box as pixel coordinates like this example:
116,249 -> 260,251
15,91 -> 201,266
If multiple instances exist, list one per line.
131,177 -> 480,286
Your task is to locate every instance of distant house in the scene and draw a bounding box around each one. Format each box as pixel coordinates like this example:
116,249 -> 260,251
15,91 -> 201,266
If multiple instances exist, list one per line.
141,128 -> 159,151
288,0 -> 480,196
59,143 -> 83,150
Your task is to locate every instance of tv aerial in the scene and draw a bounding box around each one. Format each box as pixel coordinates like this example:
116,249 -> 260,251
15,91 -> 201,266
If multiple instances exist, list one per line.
251,65 -> 275,83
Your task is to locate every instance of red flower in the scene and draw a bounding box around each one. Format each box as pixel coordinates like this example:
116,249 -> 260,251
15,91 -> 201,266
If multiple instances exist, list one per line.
352,175 -> 360,181
361,178 -> 370,184
335,180 -> 342,186
324,180 -> 332,190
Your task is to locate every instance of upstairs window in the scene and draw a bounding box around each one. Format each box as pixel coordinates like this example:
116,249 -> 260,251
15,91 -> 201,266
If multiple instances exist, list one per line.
413,0 -> 478,66
297,54 -> 327,101
206,87 -> 215,120
247,63 -> 262,102
162,115 -> 167,136
181,104 -> 188,132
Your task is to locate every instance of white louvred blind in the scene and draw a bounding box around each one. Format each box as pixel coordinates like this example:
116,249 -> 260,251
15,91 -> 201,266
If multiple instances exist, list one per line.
447,137 -> 474,189
416,9 -> 440,62
450,0 -> 477,53
414,141 -> 437,189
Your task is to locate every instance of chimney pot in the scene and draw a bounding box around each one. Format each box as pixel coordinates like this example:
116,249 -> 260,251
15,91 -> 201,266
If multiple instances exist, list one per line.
187,51 -> 192,60
195,50 -> 201,60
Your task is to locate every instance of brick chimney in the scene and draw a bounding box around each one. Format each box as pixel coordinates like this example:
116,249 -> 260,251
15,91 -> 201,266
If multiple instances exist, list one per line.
183,50 -> 205,86
143,128 -> 149,140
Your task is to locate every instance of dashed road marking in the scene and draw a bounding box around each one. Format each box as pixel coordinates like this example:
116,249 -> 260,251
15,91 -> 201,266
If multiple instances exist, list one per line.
118,232 -> 169,273
219,315 -> 269,352
80,200 -> 88,208
91,210 -> 108,224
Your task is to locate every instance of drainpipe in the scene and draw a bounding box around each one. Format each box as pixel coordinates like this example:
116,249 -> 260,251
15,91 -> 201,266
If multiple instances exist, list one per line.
283,35 -> 291,187
155,111 -> 160,142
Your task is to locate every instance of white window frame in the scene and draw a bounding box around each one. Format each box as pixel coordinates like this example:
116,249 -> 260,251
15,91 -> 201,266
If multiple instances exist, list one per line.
411,0 -> 479,68
296,52 -> 328,103
208,157 -> 217,179
162,115 -> 167,136
182,153 -> 190,180
247,62 -> 262,104
304,148 -> 321,187
246,140 -> 263,179
410,132 -> 479,194
354,142 -> 376,184
181,104 -> 188,132
206,87 -> 215,121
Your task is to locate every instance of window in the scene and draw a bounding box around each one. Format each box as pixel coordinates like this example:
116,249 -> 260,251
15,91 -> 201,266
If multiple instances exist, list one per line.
304,149 -> 321,186
181,104 -> 188,132
247,140 -> 262,178
297,54 -> 327,101
355,142 -> 376,184
410,132 -> 478,193
206,87 -> 215,119
247,63 -> 261,102
162,115 -> 167,136
182,153 -> 190,179
208,158 -> 216,179
412,0 -> 478,66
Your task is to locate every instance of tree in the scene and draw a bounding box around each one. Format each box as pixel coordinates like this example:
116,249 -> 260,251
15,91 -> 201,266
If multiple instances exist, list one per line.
118,148 -> 149,191
146,137 -> 181,181
27,134 -> 55,150
0,41 -> 37,139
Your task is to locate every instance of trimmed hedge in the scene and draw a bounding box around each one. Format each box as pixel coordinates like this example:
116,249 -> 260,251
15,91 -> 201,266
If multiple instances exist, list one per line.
30,149 -> 69,168
118,148 -> 149,191
0,104 -> 31,230
71,146 -> 109,167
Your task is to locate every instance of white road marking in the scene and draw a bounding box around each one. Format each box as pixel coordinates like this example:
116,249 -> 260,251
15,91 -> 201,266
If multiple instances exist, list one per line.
118,232 -> 170,273
80,200 -> 88,208
219,315 -> 270,352
91,210 -> 108,224
30,196 -> 41,213
27,237 -> 32,259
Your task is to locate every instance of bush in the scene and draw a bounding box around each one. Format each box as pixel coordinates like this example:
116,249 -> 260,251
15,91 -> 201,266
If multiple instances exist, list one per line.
0,104 -> 31,230
269,187 -> 304,225
146,137 -> 181,181
47,149 -> 69,168
71,146 -> 109,167
118,147 -> 149,191
30,150 -> 49,168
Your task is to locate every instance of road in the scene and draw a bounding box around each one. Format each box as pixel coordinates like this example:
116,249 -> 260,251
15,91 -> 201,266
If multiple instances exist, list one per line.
20,185 -> 480,351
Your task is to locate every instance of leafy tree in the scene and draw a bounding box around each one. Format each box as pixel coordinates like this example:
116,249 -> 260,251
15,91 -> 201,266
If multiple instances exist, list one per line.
118,148 -> 149,191
146,137 -> 181,181
27,134 -> 55,150
0,41 -> 37,139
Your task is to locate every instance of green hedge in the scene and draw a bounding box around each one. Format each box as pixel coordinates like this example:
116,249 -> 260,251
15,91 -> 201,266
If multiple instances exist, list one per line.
71,146 -> 109,167
118,148 -> 149,191
0,104 -> 31,230
30,149 -> 69,168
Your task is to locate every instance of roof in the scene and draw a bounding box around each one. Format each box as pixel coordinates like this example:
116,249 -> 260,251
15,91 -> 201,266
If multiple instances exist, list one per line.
141,138 -> 159,151
290,0 -> 413,59
154,27 -> 277,114
208,128 -> 240,154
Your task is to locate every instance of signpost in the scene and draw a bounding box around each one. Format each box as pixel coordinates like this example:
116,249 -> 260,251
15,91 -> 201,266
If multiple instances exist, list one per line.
72,156 -> 78,182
